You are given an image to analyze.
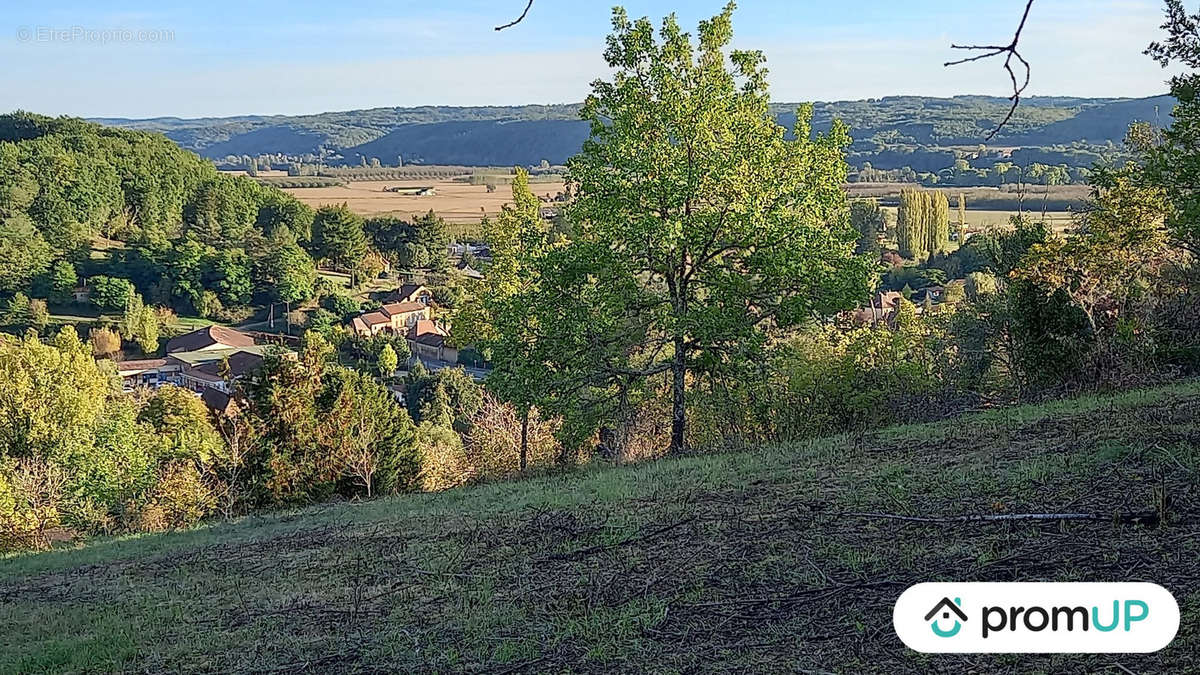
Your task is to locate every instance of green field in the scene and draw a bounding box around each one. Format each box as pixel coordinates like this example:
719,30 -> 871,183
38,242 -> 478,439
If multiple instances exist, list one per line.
2,382 -> 1197,673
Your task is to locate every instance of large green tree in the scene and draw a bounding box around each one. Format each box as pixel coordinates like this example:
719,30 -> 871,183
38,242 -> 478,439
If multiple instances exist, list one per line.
310,203 -> 367,272
258,228 -> 317,305
1142,0 -> 1200,254
0,215 -> 53,294
526,4 -> 870,455
849,199 -> 886,256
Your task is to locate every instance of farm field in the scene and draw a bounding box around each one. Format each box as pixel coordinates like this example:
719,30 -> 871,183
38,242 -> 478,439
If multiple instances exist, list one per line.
2,381 -> 1196,673
281,179 -> 567,223
961,208 -> 1076,232
282,178 -> 1080,236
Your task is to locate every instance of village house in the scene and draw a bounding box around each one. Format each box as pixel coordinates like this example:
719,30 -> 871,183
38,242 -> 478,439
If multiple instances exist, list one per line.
406,319 -> 459,364
391,283 -> 432,306
911,286 -> 945,305
116,358 -> 180,390
165,325 -> 257,354
348,285 -> 436,337
848,290 -> 905,326
117,326 -> 269,401
176,349 -> 266,393
350,311 -> 392,336
350,299 -> 430,337
448,243 -> 490,259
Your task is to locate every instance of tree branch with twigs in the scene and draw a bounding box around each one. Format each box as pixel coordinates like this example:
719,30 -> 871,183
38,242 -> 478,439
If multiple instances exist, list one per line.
945,0 -> 1035,140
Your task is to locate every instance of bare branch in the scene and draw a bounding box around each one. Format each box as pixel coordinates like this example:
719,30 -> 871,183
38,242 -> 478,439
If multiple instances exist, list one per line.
945,0 -> 1035,141
495,0 -> 534,31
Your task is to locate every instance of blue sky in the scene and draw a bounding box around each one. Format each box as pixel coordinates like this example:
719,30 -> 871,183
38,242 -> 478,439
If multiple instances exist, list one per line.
0,0 -> 1184,118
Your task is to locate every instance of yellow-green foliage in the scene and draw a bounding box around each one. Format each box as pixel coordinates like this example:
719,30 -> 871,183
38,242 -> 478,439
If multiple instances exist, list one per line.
0,328 -> 110,460
690,304 -> 950,445
0,329 -> 222,549
137,462 -> 217,532
0,458 -> 66,550
417,422 -> 474,492
897,189 -> 950,259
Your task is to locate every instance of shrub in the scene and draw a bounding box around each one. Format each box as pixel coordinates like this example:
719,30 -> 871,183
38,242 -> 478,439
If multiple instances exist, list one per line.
965,271 -> 998,299
0,458 -> 66,551
464,394 -> 561,478
28,299 -> 49,331
214,304 -> 255,324
196,290 -> 223,319
90,326 -> 122,358
405,365 -> 482,433
322,293 -> 361,320
147,462 -> 216,530
2,293 -> 31,326
417,423 -> 474,492
90,276 -> 136,311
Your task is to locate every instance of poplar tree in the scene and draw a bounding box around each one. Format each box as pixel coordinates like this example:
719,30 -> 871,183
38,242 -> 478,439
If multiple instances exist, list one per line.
928,190 -> 951,255
897,189 -> 950,258
957,192 -> 968,243
897,189 -> 926,259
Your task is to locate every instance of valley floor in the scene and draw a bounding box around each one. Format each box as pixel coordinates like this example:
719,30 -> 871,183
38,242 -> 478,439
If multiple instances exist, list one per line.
2,383 -> 1198,673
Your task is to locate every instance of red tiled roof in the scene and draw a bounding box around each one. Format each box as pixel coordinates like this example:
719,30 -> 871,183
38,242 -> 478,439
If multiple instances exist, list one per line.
381,301 -> 425,317
406,319 -> 447,340
360,311 -> 391,326
165,325 -> 255,353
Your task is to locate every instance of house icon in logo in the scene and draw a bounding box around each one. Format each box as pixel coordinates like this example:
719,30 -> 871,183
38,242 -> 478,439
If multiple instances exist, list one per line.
925,597 -> 968,637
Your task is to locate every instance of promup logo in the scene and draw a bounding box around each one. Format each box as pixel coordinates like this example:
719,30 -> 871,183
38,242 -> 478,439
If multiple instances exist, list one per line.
894,583 -> 1179,653
925,597 -> 968,638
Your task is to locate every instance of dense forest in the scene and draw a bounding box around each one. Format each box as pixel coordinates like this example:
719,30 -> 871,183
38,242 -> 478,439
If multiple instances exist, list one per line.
0,112 -> 338,344
94,95 -> 1170,179
0,112 -> 459,330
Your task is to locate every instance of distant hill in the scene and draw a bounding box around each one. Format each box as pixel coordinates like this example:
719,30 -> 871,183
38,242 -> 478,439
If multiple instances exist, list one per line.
89,95 -> 1174,169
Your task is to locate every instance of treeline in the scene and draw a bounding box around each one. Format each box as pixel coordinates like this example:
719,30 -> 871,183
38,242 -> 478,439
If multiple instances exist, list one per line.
295,166 -> 472,180
853,157 -> 1105,187
98,95 -> 1168,167
253,176 -> 345,189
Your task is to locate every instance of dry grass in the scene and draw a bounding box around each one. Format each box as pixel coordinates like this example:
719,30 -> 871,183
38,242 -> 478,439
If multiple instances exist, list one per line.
282,179 -> 566,223
281,179 -> 1080,234
1,381 -> 1197,673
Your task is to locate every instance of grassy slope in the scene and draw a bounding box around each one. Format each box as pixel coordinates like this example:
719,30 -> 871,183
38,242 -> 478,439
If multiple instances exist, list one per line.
2,383 -> 1198,673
